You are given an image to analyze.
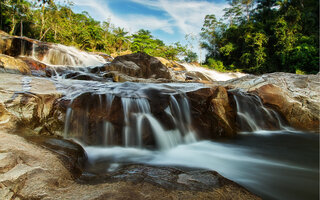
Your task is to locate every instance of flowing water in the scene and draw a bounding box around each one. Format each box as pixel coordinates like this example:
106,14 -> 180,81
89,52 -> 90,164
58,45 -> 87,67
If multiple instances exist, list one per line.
58,77 -> 318,200
8,41 -> 319,199
181,63 -> 246,81
20,42 -> 106,67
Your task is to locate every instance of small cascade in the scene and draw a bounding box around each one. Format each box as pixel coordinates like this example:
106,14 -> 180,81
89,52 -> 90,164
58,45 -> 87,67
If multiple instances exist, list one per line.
121,98 -> 151,147
231,90 -> 289,132
119,95 -> 196,150
103,121 -> 114,146
63,83 -> 198,150
20,43 -> 106,67
181,63 -> 246,81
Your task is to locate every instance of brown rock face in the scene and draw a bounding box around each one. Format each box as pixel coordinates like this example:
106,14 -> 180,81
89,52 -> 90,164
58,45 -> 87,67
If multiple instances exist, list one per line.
107,53 -> 172,80
0,33 -> 48,58
187,86 -> 237,138
255,84 -> 319,132
0,73 -> 64,136
0,54 -> 31,74
224,72 -> 320,132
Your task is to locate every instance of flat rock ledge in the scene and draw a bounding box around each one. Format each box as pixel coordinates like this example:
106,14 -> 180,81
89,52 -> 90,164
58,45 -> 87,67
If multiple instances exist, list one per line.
0,130 -> 260,200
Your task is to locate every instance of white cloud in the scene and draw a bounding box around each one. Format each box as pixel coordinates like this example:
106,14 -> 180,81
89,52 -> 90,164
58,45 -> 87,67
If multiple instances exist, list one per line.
71,0 -> 228,36
71,0 -> 174,34
130,0 -> 228,35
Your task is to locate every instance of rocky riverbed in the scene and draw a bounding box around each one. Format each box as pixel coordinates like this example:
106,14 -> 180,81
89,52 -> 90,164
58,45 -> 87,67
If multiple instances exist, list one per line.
0,33 -> 319,200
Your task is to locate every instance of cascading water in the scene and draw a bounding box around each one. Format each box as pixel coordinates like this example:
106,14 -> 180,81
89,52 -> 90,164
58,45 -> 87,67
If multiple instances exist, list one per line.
58,79 -> 318,200
181,62 -> 246,81
20,42 -> 106,67
1,34 -> 318,200
231,89 -> 290,132
62,82 -> 198,150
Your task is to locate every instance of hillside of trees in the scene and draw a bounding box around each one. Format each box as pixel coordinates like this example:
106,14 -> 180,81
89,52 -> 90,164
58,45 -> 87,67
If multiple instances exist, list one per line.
0,0 -> 193,61
200,0 -> 319,74
1,0 -> 318,74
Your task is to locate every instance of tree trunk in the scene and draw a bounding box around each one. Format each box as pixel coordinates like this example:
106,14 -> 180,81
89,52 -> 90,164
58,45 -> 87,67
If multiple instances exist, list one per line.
40,5 -> 45,40
20,20 -> 23,37
9,16 -> 16,35
0,0 -> 2,30
40,27 -> 51,40
246,5 -> 250,21
54,24 -> 57,40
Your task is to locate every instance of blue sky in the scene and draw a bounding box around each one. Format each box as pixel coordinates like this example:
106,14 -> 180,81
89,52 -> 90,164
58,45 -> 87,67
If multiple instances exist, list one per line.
71,0 -> 229,58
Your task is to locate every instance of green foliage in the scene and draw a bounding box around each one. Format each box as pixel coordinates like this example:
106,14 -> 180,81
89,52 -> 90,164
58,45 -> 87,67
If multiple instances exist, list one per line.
207,58 -> 226,72
0,1 -> 185,61
184,50 -> 198,63
200,0 -> 319,74
131,29 -> 186,60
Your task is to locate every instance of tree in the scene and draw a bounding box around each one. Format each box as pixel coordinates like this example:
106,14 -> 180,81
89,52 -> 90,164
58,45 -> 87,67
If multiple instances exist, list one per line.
131,29 -> 156,54
184,50 -> 198,63
223,0 -> 243,26
200,14 -> 224,58
113,27 -> 130,53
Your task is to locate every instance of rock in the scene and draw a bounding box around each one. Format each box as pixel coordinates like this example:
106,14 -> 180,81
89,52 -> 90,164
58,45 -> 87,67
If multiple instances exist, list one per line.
18,56 -> 47,71
0,73 -> 64,136
0,54 -> 31,74
224,72 -> 320,132
64,71 -> 107,82
107,53 -> 172,81
185,71 -> 213,82
0,130 -> 260,200
93,52 -> 113,62
187,86 -> 237,138
156,57 -> 186,71
0,33 -> 48,58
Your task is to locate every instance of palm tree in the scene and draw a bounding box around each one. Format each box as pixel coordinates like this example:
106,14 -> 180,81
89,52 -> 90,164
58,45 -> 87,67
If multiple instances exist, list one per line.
113,27 -> 130,53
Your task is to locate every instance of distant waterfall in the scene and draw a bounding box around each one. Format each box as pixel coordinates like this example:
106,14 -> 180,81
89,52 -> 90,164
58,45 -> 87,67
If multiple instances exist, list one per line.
181,63 -> 246,81
231,89 -> 289,132
20,43 -> 106,67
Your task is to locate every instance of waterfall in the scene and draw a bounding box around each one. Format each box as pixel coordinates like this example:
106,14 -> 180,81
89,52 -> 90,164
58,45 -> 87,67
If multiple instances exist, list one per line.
63,84 -> 198,150
181,63 -> 246,81
20,43 -> 106,67
118,96 -> 196,150
231,90 -> 289,132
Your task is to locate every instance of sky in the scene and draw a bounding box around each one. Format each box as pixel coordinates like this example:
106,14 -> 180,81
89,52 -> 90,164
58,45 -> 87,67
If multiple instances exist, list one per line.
71,0 -> 229,59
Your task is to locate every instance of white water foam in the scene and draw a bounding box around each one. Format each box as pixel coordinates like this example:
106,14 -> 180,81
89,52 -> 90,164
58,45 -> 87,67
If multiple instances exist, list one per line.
181,63 -> 246,81
24,43 -> 106,67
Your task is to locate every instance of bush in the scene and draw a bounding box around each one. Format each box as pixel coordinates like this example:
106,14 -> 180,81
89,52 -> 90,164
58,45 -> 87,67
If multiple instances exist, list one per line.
207,58 -> 227,72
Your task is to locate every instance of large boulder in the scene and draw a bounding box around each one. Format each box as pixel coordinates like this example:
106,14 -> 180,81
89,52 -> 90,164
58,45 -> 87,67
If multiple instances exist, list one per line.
0,73 -> 64,136
224,72 -> 320,132
106,53 -> 172,81
0,33 -> 48,58
187,86 -> 237,138
0,54 -> 31,74
0,130 -> 260,200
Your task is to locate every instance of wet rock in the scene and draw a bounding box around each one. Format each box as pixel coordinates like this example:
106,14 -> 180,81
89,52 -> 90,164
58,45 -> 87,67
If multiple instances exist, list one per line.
93,52 -> 113,62
255,84 -> 319,132
0,130 -> 260,200
64,71 -> 106,82
187,86 -> 237,138
224,72 -> 320,132
0,54 -> 31,74
106,53 -> 172,81
185,71 -> 213,82
0,33 -> 48,59
0,73 -> 64,136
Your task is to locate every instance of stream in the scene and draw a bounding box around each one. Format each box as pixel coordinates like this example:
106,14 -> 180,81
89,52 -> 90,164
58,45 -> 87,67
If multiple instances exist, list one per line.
19,42 -> 320,200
